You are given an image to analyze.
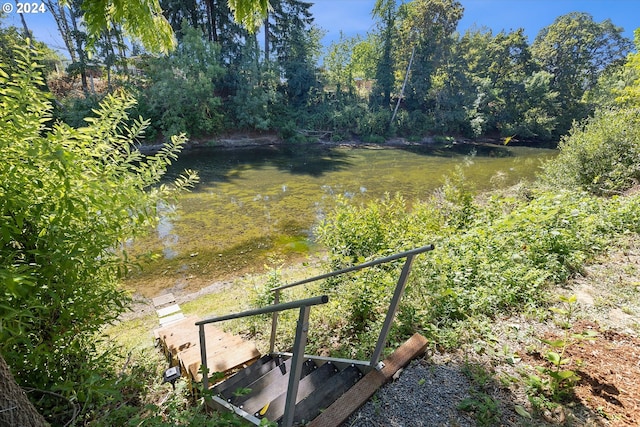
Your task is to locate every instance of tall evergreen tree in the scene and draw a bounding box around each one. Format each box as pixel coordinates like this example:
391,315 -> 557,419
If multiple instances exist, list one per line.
371,0 -> 397,109
269,0 -> 319,105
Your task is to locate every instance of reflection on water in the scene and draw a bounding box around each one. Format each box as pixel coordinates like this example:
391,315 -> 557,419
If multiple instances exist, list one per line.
149,144 -> 556,261
156,202 -> 179,259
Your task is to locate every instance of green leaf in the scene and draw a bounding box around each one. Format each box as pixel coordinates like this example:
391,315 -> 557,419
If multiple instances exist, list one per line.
541,339 -> 566,348
546,351 -> 561,365
515,405 -> 532,418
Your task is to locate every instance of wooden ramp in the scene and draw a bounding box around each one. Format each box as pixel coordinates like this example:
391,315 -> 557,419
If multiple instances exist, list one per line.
152,295 -> 260,382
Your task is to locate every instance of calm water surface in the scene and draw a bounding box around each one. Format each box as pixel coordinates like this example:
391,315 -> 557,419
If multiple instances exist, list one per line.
129,143 -> 556,293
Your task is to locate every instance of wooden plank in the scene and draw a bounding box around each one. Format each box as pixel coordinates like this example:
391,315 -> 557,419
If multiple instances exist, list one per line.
183,340 -> 261,382
307,333 -> 428,427
154,315 -> 197,340
233,360 -> 316,413
166,324 -> 229,358
152,293 -> 176,308
154,316 -> 200,355
159,312 -> 185,326
156,304 -> 182,318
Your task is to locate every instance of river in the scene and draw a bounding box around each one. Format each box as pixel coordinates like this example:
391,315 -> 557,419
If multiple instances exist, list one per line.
126,143 -> 556,296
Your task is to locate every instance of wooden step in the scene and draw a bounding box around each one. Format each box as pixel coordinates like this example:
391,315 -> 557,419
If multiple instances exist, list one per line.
291,365 -> 362,425
152,293 -> 176,308
153,315 -> 200,356
159,312 -> 185,326
231,359 -> 315,410
259,361 -> 339,421
181,338 -> 261,381
214,355 -> 280,398
156,303 -> 182,318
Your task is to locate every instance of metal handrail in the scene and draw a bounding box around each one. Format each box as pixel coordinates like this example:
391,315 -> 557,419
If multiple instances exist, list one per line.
195,295 -> 329,326
271,244 -> 434,292
198,244 -> 434,426
197,295 -> 329,427
268,244 -> 434,365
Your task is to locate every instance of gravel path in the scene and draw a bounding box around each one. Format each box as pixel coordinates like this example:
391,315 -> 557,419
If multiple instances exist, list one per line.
345,360 -> 477,427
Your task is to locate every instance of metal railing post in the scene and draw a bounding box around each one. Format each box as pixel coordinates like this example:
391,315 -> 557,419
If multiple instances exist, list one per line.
199,324 -> 209,390
369,254 -> 416,368
281,305 -> 311,427
269,289 -> 280,353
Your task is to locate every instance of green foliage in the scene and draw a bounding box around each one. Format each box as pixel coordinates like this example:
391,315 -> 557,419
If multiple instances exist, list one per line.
227,44 -> 281,131
0,43 -> 197,422
81,0 -> 176,53
527,295 -> 597,405
531,12 -> 632,134
615,28 -> 640,108
90,350 -> 245,426
541,108 -> 640,195
138,24 -> 224,139
457,363 -> 502,425
227,0 -> 269,31
316,172 -> 640,348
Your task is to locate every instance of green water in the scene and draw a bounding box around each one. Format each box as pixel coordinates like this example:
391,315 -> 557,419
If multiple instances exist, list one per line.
129,143 -> 556,295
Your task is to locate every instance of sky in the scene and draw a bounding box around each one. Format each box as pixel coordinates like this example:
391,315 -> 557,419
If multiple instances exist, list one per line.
310,0 -> 639,48
2,0 -> 638,58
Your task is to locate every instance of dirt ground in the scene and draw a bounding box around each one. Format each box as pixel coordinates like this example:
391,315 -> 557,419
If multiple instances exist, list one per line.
481,238 -> 640,426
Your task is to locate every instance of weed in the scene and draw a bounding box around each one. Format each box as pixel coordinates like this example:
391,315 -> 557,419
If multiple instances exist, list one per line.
458,391 -> 501,426
527,295 -> 597,405
459,363 -> 502,426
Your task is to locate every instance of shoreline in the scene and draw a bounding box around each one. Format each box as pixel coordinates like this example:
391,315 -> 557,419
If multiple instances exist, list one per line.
137,133 -> 558,155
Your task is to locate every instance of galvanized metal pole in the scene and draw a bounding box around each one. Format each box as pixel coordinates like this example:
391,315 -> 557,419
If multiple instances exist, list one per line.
281,305 -> 311,427
369,254 -> 416,368
269,289 -> 280,354
199,324 -> 209,390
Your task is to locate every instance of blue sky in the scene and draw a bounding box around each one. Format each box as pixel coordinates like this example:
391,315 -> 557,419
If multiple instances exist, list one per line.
311,0 -> 639,48
3,0 -> 638,57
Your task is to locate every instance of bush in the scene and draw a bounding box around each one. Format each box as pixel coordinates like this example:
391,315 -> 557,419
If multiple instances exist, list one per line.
137,25 -> 224,139
541,108 -> 640,195
316,178 -> 640,347
0,43 -> 197,423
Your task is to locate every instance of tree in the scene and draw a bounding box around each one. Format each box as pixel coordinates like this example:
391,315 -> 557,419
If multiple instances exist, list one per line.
269,0 -> 321,106
324,32 -> 359,97
615,28 -> 640,108
455,28 -> 556,139
370,0 -> 397,108
396,0 -> 464,111
138,24 -> 225,138
532,12 -> 632,134
0,42 -> 197,424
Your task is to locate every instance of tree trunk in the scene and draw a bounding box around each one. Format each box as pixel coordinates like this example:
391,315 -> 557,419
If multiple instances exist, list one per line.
44,0 -> 77,62
264,11 -> 270,62
69,7 -> 89,95
0,353 -> 49,427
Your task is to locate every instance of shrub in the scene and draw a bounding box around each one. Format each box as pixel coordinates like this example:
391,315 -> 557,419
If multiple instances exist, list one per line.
0,43 -> 197,423
541,108 -> 640,195
316,177 -> 640,347
137,24 -> 224,139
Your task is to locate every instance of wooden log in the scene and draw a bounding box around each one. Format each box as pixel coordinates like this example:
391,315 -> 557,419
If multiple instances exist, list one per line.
307,333 -> 428,427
